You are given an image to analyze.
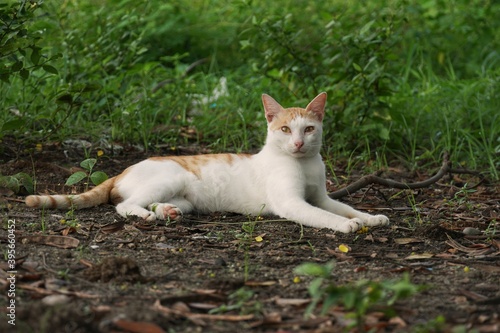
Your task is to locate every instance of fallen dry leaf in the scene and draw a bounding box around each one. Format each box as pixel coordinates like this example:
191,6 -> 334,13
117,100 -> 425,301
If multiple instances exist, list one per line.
114,319 -> 166,333
152,299 -> 254,322
394,238 -> 424,245
21,235 -> 80,249
245,280 -> 276,287
405,252 -> 434,260
275,298 -> 311,306
100,220 -> 125,233
445,234 -> 499,257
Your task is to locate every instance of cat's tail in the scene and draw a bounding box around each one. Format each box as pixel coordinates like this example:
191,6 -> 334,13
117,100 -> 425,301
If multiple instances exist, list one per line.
25,177 -> 117,210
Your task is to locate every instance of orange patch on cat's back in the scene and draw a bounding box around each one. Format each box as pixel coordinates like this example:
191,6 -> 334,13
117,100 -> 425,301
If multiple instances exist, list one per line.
269,107 -> 313,131
149,154 -> 251,177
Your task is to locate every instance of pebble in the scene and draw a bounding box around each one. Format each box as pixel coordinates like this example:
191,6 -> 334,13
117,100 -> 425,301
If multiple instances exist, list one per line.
41,294 -> 71,306
463,227 -> 482,235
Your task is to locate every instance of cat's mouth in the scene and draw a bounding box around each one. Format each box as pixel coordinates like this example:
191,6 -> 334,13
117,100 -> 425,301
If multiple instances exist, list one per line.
291,148 -> 307,156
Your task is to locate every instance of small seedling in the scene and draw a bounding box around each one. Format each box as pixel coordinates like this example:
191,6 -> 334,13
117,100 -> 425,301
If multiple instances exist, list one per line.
60,203 -> 80,232
209,287 -> 262,316
57,268 -> 70,280
451,183 -> 477,210
66,157 -> 108,190
294,261 -> 423,331
485,219 -> 498,241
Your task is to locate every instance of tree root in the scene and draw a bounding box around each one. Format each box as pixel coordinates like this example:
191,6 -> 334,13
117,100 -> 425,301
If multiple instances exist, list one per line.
328,152 -> 455,199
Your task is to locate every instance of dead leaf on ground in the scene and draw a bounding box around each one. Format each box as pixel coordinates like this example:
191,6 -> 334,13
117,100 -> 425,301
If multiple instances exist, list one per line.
61,226 -> 77,236
99,220 -> 125,234
394,238 -> 424,245
405,252 -> 434,260
21,235 -> 80,249
152,299 -> 254,323
18,283 -> 98,298
113,319 -> 166,333
445,234 -> 500,257
245,280 -> 276,287
275,298 -> 310,306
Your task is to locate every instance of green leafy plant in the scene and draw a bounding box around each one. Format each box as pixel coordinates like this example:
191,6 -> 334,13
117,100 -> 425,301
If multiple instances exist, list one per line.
65,158 -> 108,190
209,287 -> 262,316
235,219 -> 258,282
0,0 -> 62,138
0,172 -> 34,194
2,0 -> 500,179
485,219 -> 498,241
295,261 -> 422,330
60,203 -> 80,231
0,1 -> 60,83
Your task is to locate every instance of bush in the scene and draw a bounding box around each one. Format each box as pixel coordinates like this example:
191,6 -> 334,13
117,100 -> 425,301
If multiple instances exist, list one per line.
1,0 -> 499,178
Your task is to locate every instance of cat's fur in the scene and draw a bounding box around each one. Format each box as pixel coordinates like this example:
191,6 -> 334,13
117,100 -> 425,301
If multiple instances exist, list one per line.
26,93 -> 389,233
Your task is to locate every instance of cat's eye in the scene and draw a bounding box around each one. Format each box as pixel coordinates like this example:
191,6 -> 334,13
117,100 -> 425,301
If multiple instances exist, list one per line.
281,126 -> 291,133
304,126 -> 315,133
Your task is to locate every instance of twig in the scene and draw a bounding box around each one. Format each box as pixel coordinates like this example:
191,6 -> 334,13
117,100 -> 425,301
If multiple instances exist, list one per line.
329,152 -> 452,199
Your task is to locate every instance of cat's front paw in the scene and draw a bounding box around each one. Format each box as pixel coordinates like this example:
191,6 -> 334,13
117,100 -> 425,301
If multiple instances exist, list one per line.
343,218 -> 363,233
148,203 -> 183,222
365,214 -> 390,227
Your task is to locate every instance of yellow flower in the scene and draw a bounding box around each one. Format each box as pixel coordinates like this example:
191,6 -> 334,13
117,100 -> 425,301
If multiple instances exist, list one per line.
255,235 -> 263,242
357,226 -> 369,234
338,244 -> 349,253
97,150 -> 104,157
293,276 -> 301,283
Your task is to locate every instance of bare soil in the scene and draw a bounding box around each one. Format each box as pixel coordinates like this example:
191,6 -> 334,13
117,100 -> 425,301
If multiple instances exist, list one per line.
1,140 -> 499,333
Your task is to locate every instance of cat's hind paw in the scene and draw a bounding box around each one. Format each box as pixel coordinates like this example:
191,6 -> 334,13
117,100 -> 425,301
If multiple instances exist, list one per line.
148,203 -> 183,222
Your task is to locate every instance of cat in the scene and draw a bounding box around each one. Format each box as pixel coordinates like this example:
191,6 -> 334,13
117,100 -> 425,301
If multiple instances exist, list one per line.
26,92 -> 389,233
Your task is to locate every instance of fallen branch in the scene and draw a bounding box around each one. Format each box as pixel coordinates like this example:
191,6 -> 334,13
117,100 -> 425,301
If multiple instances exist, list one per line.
329,152 -> 451,199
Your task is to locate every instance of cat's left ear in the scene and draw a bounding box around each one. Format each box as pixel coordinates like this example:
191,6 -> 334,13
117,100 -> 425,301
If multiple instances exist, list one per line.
306,92 -> 327,121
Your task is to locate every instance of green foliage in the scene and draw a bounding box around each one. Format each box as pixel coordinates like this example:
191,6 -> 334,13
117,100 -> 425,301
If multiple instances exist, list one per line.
242,1 -> 400,142
0,0 -> 61,138
0,172 -> 33,194
0,1 -> 60,83
209,287 -> 262,316
295,261 -> 422,329
1,0 -> 499,178
66,158 -> 108,188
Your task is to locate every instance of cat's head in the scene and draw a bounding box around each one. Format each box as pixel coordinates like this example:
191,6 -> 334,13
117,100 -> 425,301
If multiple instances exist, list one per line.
262,92 -> 326,158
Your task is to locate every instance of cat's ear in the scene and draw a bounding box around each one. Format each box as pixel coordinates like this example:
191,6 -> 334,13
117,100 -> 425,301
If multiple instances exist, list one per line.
306,92 -> 327,121
262,94 -> 284,123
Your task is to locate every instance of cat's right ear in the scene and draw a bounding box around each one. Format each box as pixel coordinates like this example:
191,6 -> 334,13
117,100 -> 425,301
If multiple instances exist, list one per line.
262,94 -> 283,123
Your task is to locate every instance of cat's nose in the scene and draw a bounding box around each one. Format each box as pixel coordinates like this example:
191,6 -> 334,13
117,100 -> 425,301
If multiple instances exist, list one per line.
294,141 -> 304,149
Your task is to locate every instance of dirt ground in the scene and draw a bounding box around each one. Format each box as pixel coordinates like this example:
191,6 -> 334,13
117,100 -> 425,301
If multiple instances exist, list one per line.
1,139 -> 499,333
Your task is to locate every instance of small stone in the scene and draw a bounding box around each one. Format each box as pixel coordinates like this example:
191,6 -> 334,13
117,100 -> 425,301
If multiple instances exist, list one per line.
463,227 -> 482,235
42,294 -> 71,306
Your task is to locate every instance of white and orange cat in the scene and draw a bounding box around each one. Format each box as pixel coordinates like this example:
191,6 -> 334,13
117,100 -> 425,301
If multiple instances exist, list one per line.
26,93 -> 389,233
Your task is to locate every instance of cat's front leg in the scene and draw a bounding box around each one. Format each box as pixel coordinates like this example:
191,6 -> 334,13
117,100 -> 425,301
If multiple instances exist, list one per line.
315,196 -> 389,227
269,197 -> 366,233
